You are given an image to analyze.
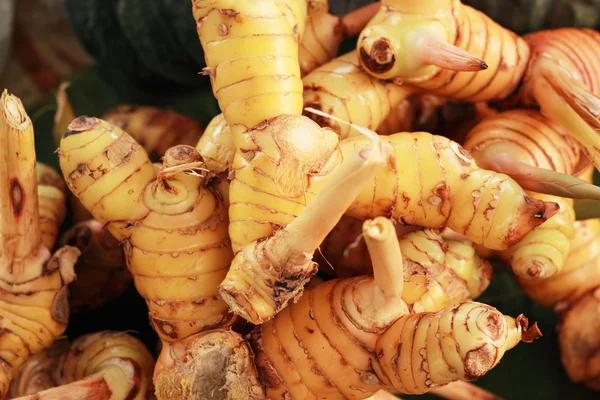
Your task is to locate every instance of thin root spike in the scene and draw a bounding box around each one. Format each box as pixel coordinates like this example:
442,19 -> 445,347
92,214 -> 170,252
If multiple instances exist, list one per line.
536,65 -> 600,171
419,36 -> 488,72
474,149 -> 600,200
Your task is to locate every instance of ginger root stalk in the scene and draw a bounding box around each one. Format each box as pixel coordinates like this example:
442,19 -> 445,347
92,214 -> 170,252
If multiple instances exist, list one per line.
464,109 -> 581,279
220,124 -> 557,323
318,215 -> 492,313
154,218 -> 539,399
357,0 -> 528,102
303,50 -> 418,138
36,163 -> 67,251
0,90 -> 80,397
219,128 -> 391,324
58,219 -> 130,314
59,117 -> 234,343
253,289 -> 537,398
192,0 -> 554,324
510,28 -> 600,171
9,331 -> 155,400
102,105 -> 205,162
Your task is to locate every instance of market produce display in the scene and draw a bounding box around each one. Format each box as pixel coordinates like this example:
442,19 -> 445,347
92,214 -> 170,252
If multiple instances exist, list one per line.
2,0 -> 600,399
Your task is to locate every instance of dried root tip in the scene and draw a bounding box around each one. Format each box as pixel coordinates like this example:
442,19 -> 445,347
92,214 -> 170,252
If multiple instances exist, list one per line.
154,330 -> 265,400
515,315 -> 542,343
559,288 -> 600,390
505,197 -> 559,248
158,145 -> 207,180
64,116 -> 99,138
358,36 -> 396,76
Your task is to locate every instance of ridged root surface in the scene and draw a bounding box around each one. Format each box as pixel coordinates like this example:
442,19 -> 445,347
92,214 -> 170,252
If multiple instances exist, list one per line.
59,117 -> 235,343
464,109 -> 581,279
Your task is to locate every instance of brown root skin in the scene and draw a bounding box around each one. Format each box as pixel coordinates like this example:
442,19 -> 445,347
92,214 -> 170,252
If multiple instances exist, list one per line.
220,126 -> 390,324
52,82 -> 75,147
10,331 -> 155,400
7,339 -> 69,397
102,105 -> 205,162
58,219 -> 130,314
559,287 -> 600,390
154,330 -> 265,400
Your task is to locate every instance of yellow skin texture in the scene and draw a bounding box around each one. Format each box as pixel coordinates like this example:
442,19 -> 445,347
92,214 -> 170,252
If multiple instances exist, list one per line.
8,331 -> 155,400
519,219 -> 600,309
36,163 -> 67,251
220,129 -> 554,324
252,280 -> 526,400
298,11 -> 343,76
512,28 -> 600,171
102,105 -> 205,162
303,51 -> 417,138
59,117 -> 234,343
318,215 -> 492,313
193,0 -> 305,141
0,91 -> 79,398
464,109 -> 581,279
192,1 -> 551,327
357,0 -> 529,102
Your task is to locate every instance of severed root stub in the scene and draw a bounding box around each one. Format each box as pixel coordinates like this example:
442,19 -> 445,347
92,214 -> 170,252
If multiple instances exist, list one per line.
154,330 -> 265,400
218,122 -> 392,324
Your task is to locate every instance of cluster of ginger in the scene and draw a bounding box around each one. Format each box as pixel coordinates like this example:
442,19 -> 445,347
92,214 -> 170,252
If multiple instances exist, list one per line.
2,1 -> 600,399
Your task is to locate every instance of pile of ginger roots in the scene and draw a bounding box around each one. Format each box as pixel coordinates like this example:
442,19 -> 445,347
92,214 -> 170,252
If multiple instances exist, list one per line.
3,1 -> 600,399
